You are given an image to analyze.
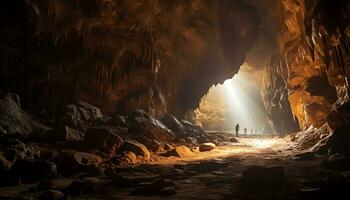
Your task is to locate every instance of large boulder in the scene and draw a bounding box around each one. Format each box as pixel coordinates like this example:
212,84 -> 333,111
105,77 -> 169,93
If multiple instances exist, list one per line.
181,120 -> 205,139
84,127 -> 123,156
9,160 -> 57,182
164,145 -> 195,158
118,140 -> 150,160
57,102 -> 103,131
134,136 -> 163,152
161,114 -> 185,136
0,92 -> 48,138
129,110 -> 174,142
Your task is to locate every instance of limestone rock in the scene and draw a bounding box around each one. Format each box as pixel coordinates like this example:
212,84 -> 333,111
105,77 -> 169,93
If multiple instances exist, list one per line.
199,142 -> 216,152
134,136 -> 163,152
129,110 -> 174,142
84,127 -> 123,156
165,145 -> 195,158
161,114 -> 185,135
58,102 -> 103,131
118,140 -> 150,160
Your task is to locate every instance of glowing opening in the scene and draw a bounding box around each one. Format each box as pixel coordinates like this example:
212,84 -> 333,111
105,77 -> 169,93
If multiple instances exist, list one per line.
193,64 -> 269,133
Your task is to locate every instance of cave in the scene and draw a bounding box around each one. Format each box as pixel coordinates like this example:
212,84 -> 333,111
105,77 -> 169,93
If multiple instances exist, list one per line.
1,0 -> 350,199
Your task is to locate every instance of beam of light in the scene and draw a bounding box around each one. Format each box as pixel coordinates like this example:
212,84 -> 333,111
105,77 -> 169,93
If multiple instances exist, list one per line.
221,71 -> 266,133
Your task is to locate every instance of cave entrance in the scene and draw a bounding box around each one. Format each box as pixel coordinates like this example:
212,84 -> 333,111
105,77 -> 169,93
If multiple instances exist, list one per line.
191,64 -> 272,134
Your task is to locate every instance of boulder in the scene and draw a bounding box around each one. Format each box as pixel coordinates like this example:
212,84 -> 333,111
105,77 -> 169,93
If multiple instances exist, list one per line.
111,151 -> 137,165
84,127 -> 123,156
229,137 -> 239,143
134,136 -> 163,152
241,166 -> 287,192
129,110 -> 174,142
181,120 -> 205,139
121,151 -> 137,163
118,140 -> 150,160
38,190 -> 65,200
0,92 -> 48,138
164,145 -> 195,158
199,143 -> 216,152
47,126 -> 83,142
161,114 -> 185,135
58,101 -> 103,131
53,151 -> 102,176
9,160 -> 57,182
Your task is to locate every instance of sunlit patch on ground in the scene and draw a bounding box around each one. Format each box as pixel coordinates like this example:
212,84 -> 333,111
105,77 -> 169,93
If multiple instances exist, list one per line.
150,135 -> 291,165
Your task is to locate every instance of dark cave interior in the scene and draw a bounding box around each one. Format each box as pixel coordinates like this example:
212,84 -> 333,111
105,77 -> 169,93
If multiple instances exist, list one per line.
1,0 -> 350,199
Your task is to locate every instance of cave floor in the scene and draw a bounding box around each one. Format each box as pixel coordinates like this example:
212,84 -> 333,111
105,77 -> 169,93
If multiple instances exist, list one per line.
1,135 -> 344,200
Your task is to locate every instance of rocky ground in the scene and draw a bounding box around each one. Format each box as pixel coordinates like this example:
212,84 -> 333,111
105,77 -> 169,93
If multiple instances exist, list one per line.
1,92 -> 350,200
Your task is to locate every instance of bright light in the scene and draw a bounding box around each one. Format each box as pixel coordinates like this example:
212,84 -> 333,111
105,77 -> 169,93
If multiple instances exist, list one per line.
221,71 -> 266,132
193,64 -> 267,132
249,139 -> 276,148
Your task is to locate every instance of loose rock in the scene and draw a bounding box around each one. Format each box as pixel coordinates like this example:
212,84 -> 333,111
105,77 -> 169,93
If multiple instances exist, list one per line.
118,140 -> 150,160
199,142 -> 216,152
164,145 -> 195,158
84,127 -> 123,156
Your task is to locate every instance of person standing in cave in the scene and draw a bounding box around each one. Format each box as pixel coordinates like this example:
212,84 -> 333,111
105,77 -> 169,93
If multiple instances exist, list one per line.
244,128 -> 247,135
235,123 -> 240,137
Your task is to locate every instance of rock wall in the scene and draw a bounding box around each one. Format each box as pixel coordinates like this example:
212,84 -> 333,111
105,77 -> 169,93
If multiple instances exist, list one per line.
262,0 -> 350,132
0,0 -> 262,117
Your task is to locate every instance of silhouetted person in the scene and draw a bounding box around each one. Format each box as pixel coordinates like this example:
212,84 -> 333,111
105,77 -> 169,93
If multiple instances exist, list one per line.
235,123 -> 240,137
244,128 -> 247,135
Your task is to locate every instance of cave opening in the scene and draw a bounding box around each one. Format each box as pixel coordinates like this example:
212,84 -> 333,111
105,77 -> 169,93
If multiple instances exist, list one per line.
192,64 -> 270,134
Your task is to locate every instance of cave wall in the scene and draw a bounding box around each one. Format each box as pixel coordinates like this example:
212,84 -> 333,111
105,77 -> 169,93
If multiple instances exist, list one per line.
262,0 -> 350,132
0,0 -> 261,117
